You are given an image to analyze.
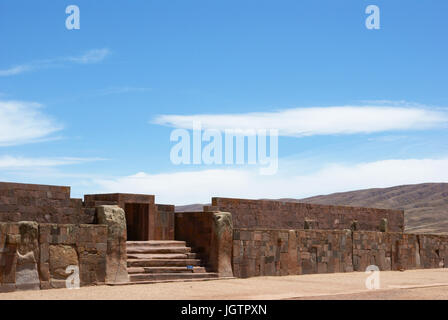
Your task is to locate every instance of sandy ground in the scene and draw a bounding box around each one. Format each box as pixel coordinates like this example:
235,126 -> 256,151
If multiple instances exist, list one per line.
1,268 -> 447,300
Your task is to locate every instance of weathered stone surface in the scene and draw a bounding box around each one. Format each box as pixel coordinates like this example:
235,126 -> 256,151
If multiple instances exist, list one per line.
2,183 -> 448,291
213,197 -> 404,232
175,211 -> 234,277
0,182 -> 93,224
49,245 -> 79,281
15,251 -> 40,290
210,212 -> 233,277
352,231 -> 392,271
233,228 -> 448,278
16,221 -> 40,290
96,205 -> 129,283
153,204 -> 175,240
38,223 -> 106,288
418,234 -> 448,269
18,221 -> 38,253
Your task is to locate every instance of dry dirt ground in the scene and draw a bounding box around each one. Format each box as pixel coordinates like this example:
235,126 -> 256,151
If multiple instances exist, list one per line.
1,268 -> 447,300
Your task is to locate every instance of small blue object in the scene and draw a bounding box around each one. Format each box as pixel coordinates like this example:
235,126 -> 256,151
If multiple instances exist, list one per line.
187,265 -> 193,270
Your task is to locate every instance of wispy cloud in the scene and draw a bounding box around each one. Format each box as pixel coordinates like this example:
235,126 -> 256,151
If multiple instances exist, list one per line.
94,157 -> 448,205
0,100 -> 62,146
97,86 -> 152,96
0,48 -> 110,77
154,105 -> 448,137
0,156 -> 104,169
66,48 -> 110,64
0,65 -> 33,76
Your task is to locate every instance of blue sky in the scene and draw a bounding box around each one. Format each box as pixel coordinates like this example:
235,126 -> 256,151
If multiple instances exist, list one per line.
1,0 -> 448,204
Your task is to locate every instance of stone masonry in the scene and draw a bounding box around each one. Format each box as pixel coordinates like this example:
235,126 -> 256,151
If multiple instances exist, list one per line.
232,228 -> 448,278
1,222 -> 107,291
0,182 -> 93,224
0,181 -> 447,291
212,197 -> 404,232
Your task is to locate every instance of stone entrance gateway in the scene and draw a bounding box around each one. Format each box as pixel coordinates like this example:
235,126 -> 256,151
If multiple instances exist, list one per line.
84,193 -> 230,284
84,193 -> 175,241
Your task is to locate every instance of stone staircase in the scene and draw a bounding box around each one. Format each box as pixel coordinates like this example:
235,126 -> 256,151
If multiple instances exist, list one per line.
126,240 -> 219,284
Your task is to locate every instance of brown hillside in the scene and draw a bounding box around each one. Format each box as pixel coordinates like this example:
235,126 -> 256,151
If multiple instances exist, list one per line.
297,183 -> 448,235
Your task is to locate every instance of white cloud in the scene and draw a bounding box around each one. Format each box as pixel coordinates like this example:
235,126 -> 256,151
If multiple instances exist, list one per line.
66,48 -> 110,64
359,100 -> 428,107
93,157 -> 448,205
0,156 -> 103,169
154,105 -> 448,137
0,100 -> 62,146
0,65 -> 33,76
0,48 -> 110,76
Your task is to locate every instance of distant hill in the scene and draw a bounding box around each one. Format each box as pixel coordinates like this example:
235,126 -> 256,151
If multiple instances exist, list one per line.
175,183 -> 448,234
297,183 -> 448,235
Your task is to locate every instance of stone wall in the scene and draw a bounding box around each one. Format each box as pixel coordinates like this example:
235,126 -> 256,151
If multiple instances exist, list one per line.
0,222 -> 107,292
352,231 -> 392,271
213,197 -> 404,232
154,205 -> 175,240
0,182 -> 93,224
416,234 -> 448,269
233,228 -> 353,277
233,228 -> 448,278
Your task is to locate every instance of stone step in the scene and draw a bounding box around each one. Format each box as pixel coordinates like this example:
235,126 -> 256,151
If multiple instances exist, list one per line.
127,253 -> 198,260
129,272 -> 219,282
109,277 -> 235,286
126,246 -> 191,254
127,266 -> 207,274
127,258 -> 202,267
124,240 -> 214,284
126,240 -> 186,247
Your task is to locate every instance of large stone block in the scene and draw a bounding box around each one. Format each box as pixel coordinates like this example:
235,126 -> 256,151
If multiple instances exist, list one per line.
96,205 -> 129,283
49,244 -> 79,283
210,212 -> 233,277
16,221 -> 40,290
15,251 -> 40,291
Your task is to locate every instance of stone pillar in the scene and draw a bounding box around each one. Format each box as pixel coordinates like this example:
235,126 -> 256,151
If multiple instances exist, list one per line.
96,205 -> 129,283
209,212 -> 233,277
16,221 -> 40,291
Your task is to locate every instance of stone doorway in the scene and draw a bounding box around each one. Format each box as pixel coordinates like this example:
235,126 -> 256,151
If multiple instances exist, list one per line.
84,193 -> 174,241
125,203 -> 150,241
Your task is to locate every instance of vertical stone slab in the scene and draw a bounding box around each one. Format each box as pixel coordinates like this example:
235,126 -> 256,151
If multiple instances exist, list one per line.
77,224 -> 107,286
210,212 -> 233,277
38,224 -> 51,289
96,205 -> 129,283
0,223 -> 19,292
15,221 -> 40,291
